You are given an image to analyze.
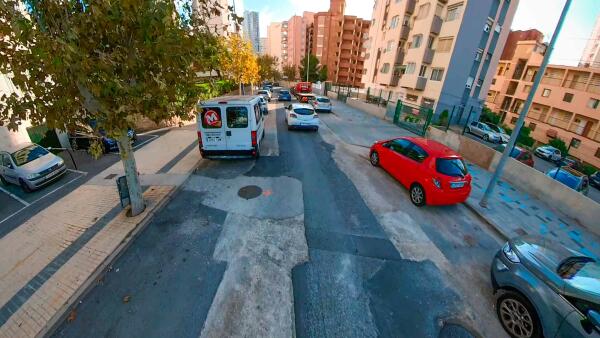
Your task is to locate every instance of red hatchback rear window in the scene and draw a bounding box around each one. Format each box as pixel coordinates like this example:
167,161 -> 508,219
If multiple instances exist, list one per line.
436,158 -> 468,177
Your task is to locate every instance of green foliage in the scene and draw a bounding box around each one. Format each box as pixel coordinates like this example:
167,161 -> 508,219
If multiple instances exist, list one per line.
282,64 -> 297,81
435,109 -> 449,127
318,65 -> 328,82
298,54 -> 323,83
257,55 -> 280,82
581,163 -> 598,176
502,125 -> 534,147
548,138 -> 569,155
479,107 -> 502,125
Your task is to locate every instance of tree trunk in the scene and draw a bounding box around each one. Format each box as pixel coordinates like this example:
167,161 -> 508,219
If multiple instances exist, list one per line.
238,82 -> 242,95
117,134 -> 145,216
250,81 -> 254,95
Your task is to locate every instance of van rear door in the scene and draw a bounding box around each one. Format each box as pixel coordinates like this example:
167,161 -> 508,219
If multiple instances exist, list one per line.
225,106 -> 252,150
199,106 -> 227,150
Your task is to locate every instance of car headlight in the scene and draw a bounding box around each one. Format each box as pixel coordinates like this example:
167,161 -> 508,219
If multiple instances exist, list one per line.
26,173 -> 41,180
58,159 -> 64,167
502,242 -> 520,263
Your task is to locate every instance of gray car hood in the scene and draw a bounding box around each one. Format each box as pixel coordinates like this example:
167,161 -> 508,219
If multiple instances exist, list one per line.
18,152 -> 62,174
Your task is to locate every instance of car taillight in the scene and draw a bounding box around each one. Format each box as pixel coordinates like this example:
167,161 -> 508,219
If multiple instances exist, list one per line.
290,113 -> 298,118
251,131 -> 257,147
197,131 -> 203,147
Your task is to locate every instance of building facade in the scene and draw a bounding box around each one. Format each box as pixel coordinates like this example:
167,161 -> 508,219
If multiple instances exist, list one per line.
266,22 -> 283,67
243,10 -> 260,53
192,0 -> 237,36
487,32 -> 600,167
258,37 -> 267,55
580,14 -> 600,69
266,12 -> 314,70
363,0 -> 518,120
310,0 -> 370,87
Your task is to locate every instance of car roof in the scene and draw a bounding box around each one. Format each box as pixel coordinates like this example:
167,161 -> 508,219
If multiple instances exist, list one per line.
290,103 -> 314,109
555,166 -> 587,177
399,137 -> 460,157
1,142 -> 35,154
201,95 -> 260,105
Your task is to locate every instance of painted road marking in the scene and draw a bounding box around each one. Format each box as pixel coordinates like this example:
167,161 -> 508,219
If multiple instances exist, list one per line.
0,186 -> 30,206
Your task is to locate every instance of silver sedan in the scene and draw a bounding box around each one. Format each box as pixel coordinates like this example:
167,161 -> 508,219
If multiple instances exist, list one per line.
0,143 -> 67,192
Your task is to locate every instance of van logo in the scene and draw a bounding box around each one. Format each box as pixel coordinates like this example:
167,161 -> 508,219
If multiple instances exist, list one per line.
204,110 -> 222,127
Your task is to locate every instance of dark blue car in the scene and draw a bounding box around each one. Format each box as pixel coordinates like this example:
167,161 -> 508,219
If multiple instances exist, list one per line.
278,90 -> 292,101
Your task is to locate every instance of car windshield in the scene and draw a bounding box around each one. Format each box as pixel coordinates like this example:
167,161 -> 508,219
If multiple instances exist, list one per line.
258,91 -> 268,94
294,108 -> 314,115
11,145 -> 49,166
436,158 -> 468,177
549,169 -> 580,189
280,91 -> 289,95
317,98 -> 330,103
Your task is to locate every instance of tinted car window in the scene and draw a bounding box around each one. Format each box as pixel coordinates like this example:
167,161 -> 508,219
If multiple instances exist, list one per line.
226,107 -> 249,128
11,145 -> 49,166
280,90 -> 289,94
293,108 -> 314,115
201,107 -> 222,129
388,139 -> 411,155
436,158 -> 468,177
317,98 -> 330,103
404,143 -> 428,163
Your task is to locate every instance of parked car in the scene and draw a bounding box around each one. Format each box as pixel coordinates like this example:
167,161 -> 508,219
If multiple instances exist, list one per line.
546,167 -> 590,195
557,156 -> 584,171
491,236 -> 600,338
369,137 -> 472,206
466,121 -> 502,143
590,171 -> 600,189
297,93 -> 316,103
258,96 -> 269,115
311,96 -> 332,112
257,89 -> 271,101
285,103 -> 319,131
68,124 -> 136,153
535,145 -> 562,162
494,144 -> 535,167
278,90 -> 292,102
0,143 -> 67,192
197,95 -> 265,158
484,123 -> 510,143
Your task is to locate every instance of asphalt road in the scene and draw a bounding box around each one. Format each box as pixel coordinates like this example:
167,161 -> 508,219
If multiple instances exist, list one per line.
0,132 -> 166,237
52,103 -> 508,338
462,131 -> 600,203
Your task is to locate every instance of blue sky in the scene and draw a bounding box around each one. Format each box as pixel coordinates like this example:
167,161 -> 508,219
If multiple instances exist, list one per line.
237,0 -> 600,66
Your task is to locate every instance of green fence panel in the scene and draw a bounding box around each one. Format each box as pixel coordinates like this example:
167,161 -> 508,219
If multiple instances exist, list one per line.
392,100 -> 434,136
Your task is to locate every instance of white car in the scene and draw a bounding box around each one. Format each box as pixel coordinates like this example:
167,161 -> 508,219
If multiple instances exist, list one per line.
257,89 -> 271,102
466,121 -> 501,143
257,96 -> 269,115
312,96 -> 332,112
535,145 -> 562,162
0,143 -> 67,192
483,123 -> 510,143
285,103 -> 319,131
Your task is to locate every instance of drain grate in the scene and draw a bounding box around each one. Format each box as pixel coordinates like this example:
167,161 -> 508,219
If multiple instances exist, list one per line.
238,185 -> 262,200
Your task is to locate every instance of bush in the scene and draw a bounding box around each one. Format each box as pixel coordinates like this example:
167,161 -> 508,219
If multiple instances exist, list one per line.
581,163 -> 598,176
548,138 -> 568,155
479,107 -> 501,125
501,125 -> 534,147
435,109 -> 449,127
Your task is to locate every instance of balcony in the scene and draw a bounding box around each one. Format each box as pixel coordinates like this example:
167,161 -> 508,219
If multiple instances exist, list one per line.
405,0 -> 416,14
400,75 -> 427,91
430,15 -> 442,35
400,25 -> 410,40
423,48 -> 434,64
394,51 -> 405,65
391,73 -> 401,87
416,76 -> 427,90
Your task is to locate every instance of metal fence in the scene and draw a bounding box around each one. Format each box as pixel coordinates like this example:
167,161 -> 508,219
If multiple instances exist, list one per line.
392,100 -> 434,136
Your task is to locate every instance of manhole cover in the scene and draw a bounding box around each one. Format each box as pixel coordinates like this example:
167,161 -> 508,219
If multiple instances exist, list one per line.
438,323 -> 475,338
238,185 -> 262,200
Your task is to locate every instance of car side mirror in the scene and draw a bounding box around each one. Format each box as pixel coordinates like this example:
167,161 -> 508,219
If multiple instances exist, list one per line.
588,310 -> 600,331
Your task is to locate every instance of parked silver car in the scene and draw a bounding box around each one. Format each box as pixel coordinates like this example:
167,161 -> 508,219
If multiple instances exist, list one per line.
484,123 -> 510,143
491,236 -> 600,338
466,121 -> 501,143
535,145 -> 562,162
0,143 -> 67,192
257,96 -> 269,115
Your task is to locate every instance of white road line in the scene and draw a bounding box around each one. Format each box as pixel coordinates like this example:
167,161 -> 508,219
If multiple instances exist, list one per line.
0,206 -> 27,225
132,134 -> 159,150
28,173 -> 85,205
0,186 -> 30,206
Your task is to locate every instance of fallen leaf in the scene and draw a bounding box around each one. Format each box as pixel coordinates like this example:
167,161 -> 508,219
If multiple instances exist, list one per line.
122,295 -> 131,303
67,309 -> 77,322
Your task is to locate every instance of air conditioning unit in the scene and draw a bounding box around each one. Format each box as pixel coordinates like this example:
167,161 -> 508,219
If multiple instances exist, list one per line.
495,24 -> 502,33
465,83 -> 472,89
484,24 -> 491,33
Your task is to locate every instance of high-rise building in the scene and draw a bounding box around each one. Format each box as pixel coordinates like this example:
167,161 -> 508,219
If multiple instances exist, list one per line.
267,22 -> 283,66
310,0 -> 370,87
362,0 -> 518,120
580,14 -> 600,69
259,37 -> 267,55
266,12 -> 314,70
192,0 -> 236,36
243,10 -> 260,53
487,30 -> 600,167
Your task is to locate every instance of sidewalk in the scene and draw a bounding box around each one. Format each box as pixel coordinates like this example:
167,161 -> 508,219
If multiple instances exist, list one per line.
0,126 -> 200,337
321,98 -> 600,260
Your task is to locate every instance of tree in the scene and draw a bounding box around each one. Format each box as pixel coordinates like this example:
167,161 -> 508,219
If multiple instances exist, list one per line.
220,34 -> 259,93
0,0 -> 228,216
479,107 -> 502,125
298,54 -> 322,83
257,55 -> 279,82
282,65 -> 297,81
548,138 -> 569,155
318,65 -> 328,82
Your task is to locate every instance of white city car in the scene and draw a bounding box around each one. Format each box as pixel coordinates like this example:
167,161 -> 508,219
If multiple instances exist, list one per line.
286,103 -> 319,131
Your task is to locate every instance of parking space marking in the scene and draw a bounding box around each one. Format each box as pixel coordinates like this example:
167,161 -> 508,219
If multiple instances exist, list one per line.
0,186 -> 30,206
133,134 -> 159,150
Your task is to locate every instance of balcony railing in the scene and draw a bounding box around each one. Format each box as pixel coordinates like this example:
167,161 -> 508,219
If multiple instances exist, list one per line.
423,48 -> 434,64
430,15 -> 442,35
405,0 -> 416,13
400,25 -> 410,40
416,76 -> 427,90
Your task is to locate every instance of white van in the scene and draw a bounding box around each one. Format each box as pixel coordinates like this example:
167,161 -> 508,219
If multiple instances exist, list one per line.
197,95 -> 265,158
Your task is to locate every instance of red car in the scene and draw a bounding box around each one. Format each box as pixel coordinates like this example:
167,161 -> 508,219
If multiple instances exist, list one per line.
369,137 -> 472,206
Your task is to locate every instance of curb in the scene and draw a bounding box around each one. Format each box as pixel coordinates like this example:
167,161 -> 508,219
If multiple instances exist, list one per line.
463,199 -> 510,241
44,186 -> 178,337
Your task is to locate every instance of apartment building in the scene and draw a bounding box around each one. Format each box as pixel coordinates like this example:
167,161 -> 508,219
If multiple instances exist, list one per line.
259,37 -> 267,55
192,0 -> 236,36
580,13 -> 600,69
265,13 -> 314,70
243,10 -> 260,53
311,0 -> 370,87
266,22 -> 283,66
487,32 -> 600,168
363,0 -> 517,120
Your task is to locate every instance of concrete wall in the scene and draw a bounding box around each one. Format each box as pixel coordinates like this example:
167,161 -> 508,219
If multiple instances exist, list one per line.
427,127 -> 600,234
345,99 -> 386,120
326,91 -> 338,100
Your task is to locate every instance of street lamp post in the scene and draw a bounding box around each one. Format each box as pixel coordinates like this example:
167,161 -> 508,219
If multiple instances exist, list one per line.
480,0 -> 572,208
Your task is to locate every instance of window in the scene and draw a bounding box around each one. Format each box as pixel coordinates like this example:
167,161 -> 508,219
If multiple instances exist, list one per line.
381,63 -> 391,73
419,65 -> 427,77
427,36 -> 435,49
529,122 -> 537,131
406,94 -> 418,102
430,68 -> 444,81
491,79 -> 496,85
563,93 -> 574,103
436,158 -> 468,177
386,40 -> 394,52
405,143 -> 428,163
254,104 -> 261,122
402,15 -> 410,27
596,148 -> 600,159
510,117 -> 518,124
389,15 -> 399,29
416,3 -> 430,20
226,107 -> 249,128
446,3 -> 463,22
405,62 -> 416,74
201,107 -> 222,129
588,98 -> 600,109
437,37 -> 453,52
10,144 -> 50,167
411,34 -> 423,48
388,138 -> 412,155
1,154 -> 12,168
293,108 -> 315,115
542,88 -> 551,97
486,52 -> 492,61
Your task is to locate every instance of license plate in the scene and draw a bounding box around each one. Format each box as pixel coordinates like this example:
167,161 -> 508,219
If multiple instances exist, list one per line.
450,181 -> 466,189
